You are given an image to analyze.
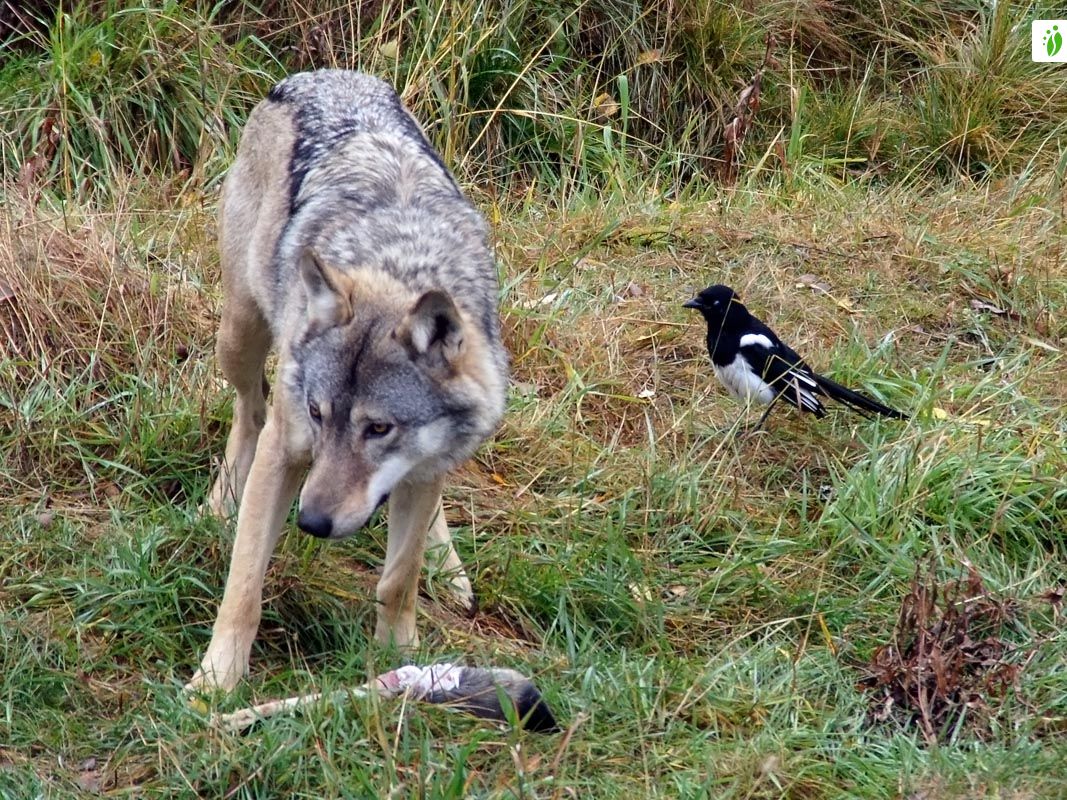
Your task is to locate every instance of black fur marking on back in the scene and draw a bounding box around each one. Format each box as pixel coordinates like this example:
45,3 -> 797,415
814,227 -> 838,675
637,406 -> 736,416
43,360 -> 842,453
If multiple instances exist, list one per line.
266,71 -> 459,214
266,80 -> 290,103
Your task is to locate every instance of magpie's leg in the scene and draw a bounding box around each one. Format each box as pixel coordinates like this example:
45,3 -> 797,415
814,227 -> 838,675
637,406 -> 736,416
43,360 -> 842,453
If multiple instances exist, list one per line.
733,399 -> 777,438
729,410 -> 750,439
749,399 -> 778,434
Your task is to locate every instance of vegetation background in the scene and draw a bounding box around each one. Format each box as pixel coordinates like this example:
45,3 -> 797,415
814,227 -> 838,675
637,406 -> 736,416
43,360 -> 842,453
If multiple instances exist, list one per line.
1,1 -> 1064,797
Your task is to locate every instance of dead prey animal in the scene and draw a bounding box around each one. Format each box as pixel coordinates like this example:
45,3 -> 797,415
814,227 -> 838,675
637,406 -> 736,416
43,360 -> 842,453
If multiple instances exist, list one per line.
211,662 -> 559,733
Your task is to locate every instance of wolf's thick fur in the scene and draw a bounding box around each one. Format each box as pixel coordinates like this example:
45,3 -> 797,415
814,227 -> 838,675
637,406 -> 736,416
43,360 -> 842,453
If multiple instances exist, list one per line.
189,71 -> 507,691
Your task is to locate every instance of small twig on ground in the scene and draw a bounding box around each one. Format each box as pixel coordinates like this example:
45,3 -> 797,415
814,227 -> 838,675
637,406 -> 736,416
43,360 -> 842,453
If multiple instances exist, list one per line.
548,711 -> 588,800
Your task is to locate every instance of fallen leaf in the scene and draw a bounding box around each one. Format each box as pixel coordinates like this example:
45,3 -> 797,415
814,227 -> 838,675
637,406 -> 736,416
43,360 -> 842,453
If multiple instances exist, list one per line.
592,92 -> 620,119
629,583 -> 653,602
1042,585 -> 1064,616
988,265 -> 1014,287
818,613 -> 837,655
1024,337 -> 1060,353
969,298 -> 1021,322
511,380 -> 537,397
97,481 -> 121,500
518,291 -> 563,310
796,273 -> 831,293
76,758 -> 102,793
773,138 -> 787,169
969,299 -> 1006,315
833,295 -> 855,313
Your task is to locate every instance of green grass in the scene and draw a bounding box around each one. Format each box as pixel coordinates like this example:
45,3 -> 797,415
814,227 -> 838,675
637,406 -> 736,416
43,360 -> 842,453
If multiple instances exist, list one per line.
2,1 -> 1067,797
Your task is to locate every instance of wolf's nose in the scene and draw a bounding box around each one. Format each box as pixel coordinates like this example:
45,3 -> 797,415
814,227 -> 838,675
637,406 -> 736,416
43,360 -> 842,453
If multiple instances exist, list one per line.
297,509 -> 333,538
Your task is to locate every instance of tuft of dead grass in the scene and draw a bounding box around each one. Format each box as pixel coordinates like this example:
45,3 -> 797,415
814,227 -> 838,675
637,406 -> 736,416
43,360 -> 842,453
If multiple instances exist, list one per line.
0,198 -> 214,377
5,1 -> 1067,203
859,562 -> 1038,744
0,195 -> 217,500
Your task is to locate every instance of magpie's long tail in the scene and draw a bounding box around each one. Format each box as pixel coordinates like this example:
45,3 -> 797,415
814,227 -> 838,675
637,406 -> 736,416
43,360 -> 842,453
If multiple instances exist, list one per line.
813,373 -> 907,419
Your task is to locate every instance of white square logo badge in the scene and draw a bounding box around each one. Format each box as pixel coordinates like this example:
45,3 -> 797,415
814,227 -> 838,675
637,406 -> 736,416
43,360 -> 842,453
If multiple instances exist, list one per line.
1032,20 -> 1067,62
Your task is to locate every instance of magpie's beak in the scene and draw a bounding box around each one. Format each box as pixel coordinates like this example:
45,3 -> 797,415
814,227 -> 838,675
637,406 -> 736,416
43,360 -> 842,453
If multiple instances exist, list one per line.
682,298 -> 701,310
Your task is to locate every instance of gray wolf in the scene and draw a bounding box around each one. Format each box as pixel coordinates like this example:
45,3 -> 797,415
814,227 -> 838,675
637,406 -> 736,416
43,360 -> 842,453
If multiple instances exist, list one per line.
683,285 -> 905,430
188,70 -> 507,691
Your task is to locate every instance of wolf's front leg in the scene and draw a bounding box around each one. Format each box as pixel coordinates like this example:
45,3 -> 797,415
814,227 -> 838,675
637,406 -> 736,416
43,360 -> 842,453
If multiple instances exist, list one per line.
425,499 -> 475,612
204,301 -> 272,518
375,474 -> 445,649
188,415 -> 305,692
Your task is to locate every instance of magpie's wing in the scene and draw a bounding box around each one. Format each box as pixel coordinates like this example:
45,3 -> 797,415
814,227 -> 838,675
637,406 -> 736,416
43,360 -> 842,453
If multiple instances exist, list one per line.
738,329 -> 827,418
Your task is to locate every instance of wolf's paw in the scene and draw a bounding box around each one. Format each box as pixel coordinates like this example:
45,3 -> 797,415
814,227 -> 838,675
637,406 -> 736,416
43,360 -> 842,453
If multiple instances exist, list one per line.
423,543 -> 475,615
185,638 -> 250,693
446,573 -> 477,617
201,482 -> 237,520
185,663 -> 243,694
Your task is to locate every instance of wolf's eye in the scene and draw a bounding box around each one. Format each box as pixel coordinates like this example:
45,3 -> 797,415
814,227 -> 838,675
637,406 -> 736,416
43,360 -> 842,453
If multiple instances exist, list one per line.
364,422 -> 393,439
308,401 -> 322,423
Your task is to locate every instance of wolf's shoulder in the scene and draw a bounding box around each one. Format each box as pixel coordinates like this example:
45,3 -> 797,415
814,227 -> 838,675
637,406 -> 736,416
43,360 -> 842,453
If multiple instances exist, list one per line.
264,69 -> 420,137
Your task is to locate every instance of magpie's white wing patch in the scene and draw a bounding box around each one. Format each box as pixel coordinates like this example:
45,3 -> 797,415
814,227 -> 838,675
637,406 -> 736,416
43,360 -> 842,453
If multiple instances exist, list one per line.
739,333 -> 774,350
712,330 -> 828,415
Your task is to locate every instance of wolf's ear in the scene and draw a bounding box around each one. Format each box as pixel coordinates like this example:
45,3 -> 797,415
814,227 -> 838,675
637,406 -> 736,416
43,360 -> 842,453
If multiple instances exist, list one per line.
395,290 -> 465,371
299,249 -> 354,331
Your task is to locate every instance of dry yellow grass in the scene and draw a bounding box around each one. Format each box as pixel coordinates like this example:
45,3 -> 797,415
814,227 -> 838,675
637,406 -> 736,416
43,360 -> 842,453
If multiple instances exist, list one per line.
3,173 -> 1062,508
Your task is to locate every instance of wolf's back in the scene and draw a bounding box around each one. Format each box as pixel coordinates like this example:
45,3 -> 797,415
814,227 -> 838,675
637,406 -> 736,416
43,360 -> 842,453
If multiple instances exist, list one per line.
264,70 -> 456,211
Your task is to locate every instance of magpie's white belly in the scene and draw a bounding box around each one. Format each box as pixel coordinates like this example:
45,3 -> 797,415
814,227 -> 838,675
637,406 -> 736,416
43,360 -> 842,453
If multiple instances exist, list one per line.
713,356 -> 776,405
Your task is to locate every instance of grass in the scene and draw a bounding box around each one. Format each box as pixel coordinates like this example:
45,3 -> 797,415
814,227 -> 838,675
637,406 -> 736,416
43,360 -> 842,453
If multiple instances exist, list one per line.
4,0 -> 1067,199
2,1 -> 1067,798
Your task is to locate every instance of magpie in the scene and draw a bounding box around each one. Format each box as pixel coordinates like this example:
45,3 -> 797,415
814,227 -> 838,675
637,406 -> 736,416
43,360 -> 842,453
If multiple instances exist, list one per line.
683,284 -> 906,429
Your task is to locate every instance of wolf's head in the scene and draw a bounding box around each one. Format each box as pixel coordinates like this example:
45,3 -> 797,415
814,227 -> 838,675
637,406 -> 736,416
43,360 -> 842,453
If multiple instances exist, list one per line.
281,251 -> 505,540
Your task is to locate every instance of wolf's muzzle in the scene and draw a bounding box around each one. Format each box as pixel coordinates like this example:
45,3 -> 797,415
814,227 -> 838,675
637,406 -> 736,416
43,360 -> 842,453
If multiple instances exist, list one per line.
297,509 -> 332,538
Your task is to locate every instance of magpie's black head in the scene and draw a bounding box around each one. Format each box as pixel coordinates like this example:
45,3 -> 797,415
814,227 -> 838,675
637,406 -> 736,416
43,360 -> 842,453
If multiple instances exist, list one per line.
682,284 -> 748,327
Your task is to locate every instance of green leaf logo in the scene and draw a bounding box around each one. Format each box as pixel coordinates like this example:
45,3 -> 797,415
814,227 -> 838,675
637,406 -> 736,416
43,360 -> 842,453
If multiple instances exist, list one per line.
1045,25 -> 1063,57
